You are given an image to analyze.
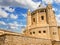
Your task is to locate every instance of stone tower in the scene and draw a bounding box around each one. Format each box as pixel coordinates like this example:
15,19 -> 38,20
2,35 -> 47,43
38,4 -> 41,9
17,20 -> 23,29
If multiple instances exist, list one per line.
27,9 -> 31,26
46,4 -> 59,41
25,4 -> 59,41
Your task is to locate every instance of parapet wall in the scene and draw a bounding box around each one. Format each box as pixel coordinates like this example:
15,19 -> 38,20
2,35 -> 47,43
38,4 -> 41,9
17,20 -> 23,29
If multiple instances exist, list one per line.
0,35 -> 5,45
0,34 -> 60,45
52,41 -> 60,45
0,34 -> 52,45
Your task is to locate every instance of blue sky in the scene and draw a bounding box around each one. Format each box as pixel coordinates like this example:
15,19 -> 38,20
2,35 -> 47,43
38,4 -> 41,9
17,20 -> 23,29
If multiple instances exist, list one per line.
0,0 -> 60,33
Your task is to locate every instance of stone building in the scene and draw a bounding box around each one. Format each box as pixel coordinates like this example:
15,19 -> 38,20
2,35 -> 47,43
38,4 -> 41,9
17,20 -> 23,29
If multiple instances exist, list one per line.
24,4 -> 60,41
0,4 -> 60,45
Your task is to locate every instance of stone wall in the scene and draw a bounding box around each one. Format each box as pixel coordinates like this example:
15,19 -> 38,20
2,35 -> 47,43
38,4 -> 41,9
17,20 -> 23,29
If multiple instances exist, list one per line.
52,41 -> 60,45
0,35 -> 5,45
58,26 -> 60,40
0,34 -> 60,45
0,34 -> 52,45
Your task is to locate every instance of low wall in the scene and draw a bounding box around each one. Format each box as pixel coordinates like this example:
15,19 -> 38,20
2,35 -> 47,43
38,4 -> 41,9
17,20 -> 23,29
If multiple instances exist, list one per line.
0,35 -> 6,45
52,41 -> 60,45
0,34 -> 52,45
0,34 -> 60,45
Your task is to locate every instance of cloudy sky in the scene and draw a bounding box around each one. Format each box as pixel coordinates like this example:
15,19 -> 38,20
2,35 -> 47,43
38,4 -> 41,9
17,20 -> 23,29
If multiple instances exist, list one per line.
0,0 -> 60,33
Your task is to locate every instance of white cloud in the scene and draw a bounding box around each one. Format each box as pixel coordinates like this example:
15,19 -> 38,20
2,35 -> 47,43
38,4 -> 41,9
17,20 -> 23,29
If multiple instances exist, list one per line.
54,0 -> 60,3
0,0 -> 60,10
0,0 -> 2,2
4,7 -> 15,12
8,21 -> 26,30
8,21 -> 19,29
0,0 -> 40,10
0,21 -> 6,25
52,8 -> 58,12
9,22 -> 19,26
10,14 -> 18,19
42,0 -> 60,4
0,7 -> 8,18
15,0 -> 40,10
42,0 -> 54,4
19,22 -> 26,27
22,13 -> 27,18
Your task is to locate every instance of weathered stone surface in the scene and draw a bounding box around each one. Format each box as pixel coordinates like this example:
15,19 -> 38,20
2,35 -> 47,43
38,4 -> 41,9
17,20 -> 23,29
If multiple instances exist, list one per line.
0,35 -> 5,45
0,34 -> 60,45
0,34 -> 52,45
25,4 -> 60,41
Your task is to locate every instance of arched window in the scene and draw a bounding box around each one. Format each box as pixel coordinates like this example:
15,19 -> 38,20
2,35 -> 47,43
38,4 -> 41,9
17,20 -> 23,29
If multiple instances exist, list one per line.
33,18 -> 35,22
41,16 -> 44,20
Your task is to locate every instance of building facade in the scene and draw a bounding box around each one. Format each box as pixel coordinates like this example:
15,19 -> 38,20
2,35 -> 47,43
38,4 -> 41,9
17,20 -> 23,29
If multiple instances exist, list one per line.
24,4 -> 60,41
0,4 -> 60,45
